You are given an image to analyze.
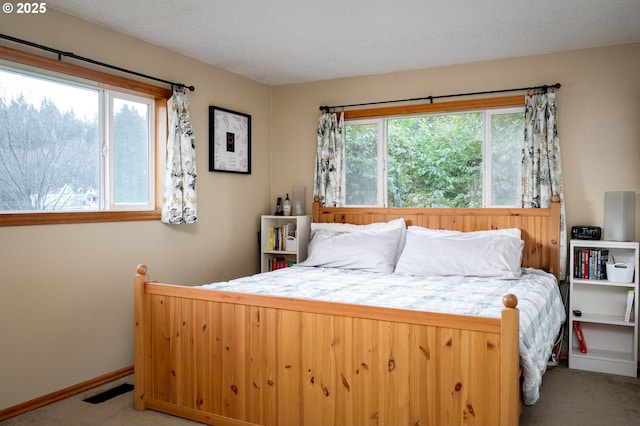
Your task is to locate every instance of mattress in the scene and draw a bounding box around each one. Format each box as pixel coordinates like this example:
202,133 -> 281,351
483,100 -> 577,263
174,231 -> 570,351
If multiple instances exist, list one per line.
201,266 -> 566,405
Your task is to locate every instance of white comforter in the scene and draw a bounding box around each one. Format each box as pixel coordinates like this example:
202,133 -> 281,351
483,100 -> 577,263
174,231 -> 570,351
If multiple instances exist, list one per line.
201,266 -> 565,405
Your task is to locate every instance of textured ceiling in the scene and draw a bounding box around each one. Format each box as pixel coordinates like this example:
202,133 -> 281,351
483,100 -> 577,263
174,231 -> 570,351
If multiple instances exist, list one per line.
45,0 -> 640,86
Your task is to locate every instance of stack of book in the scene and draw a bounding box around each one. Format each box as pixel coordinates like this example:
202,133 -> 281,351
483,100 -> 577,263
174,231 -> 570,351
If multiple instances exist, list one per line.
269,258 -> 296,271
268,223 -> 296,251
573,248 -> 609,279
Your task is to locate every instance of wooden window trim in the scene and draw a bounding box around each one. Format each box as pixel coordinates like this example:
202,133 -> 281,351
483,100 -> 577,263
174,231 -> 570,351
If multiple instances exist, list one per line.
0,45 -> 171,226
0,210 -> 161,226
0,46 -> 172,101
343,95 -> 524,120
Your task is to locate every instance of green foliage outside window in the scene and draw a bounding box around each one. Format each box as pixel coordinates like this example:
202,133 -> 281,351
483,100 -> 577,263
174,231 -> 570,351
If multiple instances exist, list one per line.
345,123 -> 378,206
387,113 -> 482,208
490,112 -> 523,206
345,109 -> 523,208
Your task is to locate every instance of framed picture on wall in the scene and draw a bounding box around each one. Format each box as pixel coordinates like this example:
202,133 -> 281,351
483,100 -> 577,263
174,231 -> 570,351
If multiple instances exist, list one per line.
209,106 -> 251,174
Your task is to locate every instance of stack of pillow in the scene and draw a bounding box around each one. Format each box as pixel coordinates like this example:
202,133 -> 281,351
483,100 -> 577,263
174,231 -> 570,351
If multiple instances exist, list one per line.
299,219 -> 524,279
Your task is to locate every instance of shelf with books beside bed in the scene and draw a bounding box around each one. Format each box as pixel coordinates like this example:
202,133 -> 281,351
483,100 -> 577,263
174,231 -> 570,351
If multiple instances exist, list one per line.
569,239 -> 638,377
260,215 -> 311,272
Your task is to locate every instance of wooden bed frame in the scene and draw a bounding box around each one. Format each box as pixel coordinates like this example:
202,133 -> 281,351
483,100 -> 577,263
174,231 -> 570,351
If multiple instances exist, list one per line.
134,196 -> 561,426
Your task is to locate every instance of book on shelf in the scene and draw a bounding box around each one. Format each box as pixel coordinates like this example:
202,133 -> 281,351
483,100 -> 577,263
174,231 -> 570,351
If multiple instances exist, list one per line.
268,223 -> 297,251
269,257 -> 296,271
624,290 -> 635,323
573,248 -> 609,280
573,321 -> 587,353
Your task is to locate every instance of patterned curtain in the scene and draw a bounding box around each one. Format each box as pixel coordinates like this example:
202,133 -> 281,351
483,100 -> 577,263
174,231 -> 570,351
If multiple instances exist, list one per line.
161,87 -> 198,224
313,111 -> 345,207
521,90 -> 567,279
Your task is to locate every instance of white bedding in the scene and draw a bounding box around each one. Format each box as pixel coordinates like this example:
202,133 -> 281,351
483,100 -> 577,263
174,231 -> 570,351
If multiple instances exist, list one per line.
201,266 -> 565,405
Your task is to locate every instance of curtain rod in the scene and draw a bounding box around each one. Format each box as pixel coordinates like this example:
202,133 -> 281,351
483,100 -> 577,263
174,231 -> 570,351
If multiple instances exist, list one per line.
319,82 -> 560,112
0,33 -> 195,92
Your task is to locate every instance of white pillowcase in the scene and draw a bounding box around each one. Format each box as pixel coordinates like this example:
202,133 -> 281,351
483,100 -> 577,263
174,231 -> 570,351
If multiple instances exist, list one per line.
394,229 -> 524,279
311,218 -> 407,263
299,225 -> 405,274
311,218 -> 407,236
408,225 -> 522,239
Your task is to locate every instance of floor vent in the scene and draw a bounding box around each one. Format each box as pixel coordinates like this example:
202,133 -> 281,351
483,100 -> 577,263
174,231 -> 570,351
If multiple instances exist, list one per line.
83,383 -> 134,404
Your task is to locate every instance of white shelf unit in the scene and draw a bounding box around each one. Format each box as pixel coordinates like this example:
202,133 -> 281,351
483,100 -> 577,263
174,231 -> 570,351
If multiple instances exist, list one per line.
260,215 -> 311,273
568,239 -> 638,377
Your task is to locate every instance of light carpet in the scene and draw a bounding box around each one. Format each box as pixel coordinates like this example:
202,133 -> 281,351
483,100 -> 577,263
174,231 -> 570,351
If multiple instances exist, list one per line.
3,362 -> 639,425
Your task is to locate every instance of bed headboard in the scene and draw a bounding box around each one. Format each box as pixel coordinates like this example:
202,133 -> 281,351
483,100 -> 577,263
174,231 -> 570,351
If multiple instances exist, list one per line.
312,196 -> 561,280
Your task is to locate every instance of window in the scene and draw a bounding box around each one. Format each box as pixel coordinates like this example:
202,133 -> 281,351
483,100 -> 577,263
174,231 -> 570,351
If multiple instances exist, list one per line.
345,103 -> 524,208
0,46 -> 171,226
0,67 -> 154,212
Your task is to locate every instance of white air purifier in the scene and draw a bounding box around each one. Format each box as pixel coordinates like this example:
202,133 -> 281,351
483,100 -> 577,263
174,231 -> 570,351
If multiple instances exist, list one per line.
292,185 -> 305,216
604,191 -> 636,241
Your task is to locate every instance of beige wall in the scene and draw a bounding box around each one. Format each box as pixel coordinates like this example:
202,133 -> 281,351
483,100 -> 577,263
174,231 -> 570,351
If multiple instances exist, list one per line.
1,7 -> 639,413
0,10 -> 272,409
271,44 -> 640,240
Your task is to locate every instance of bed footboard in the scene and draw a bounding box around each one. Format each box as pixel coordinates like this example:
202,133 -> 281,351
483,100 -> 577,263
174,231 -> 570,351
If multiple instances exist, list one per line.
134,265 -> 520,426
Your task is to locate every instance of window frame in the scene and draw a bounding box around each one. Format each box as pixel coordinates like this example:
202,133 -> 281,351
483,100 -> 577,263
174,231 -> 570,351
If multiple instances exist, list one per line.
0,45 -> 171,226
343,95 -> 525,208
106,91 -> 156,211
483,107 -> 526,207
344,117 -> 387,206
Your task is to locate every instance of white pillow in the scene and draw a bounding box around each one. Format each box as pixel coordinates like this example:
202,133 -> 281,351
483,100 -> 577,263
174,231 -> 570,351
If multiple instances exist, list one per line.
299,225 -> 404,273
311,218 -> 407,262
312,218 -> 406,235
408,225 -> 522,239
394,229 -> 524,278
